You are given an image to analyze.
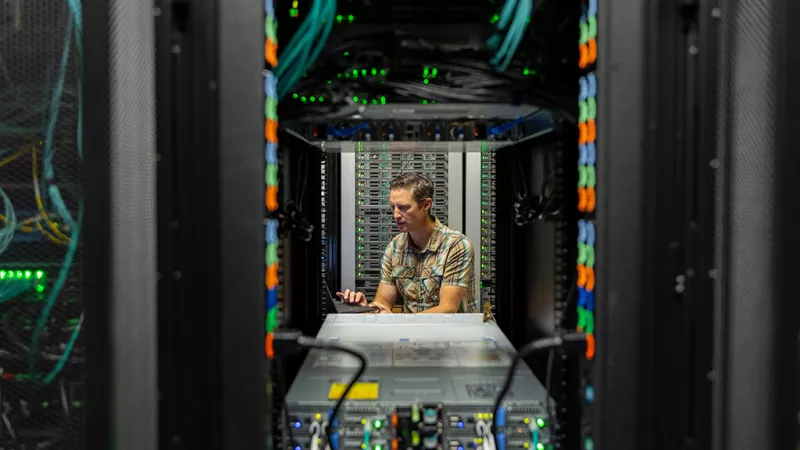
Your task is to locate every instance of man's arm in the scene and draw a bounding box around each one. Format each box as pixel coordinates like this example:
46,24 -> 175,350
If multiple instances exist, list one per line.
373,240 -> 399,310
418,237 -> 474,314
372,283 -> 398,310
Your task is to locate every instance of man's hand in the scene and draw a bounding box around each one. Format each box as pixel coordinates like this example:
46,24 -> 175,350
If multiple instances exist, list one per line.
336,289 -> 393,314
336,289 -> 367,305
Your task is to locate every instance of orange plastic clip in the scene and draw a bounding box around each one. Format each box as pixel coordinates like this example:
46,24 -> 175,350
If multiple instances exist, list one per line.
578,187 -> 588,212
577,264 -> 587,287
585,267 -> 595,292
265,119 -> 279,143
266,333 -> 275,359
578,122 -> 588,145
585,187 -> 596,212
579,44 -> 589,69
266,265 -> 279,290
585,333 -> 595,360
587,38 -> 597,64
265,39 -> 278,67
266,186 -> 279,211
587,119 -> 596,143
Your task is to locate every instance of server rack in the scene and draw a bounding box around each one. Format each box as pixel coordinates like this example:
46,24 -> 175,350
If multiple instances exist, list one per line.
154,0 -> 266,449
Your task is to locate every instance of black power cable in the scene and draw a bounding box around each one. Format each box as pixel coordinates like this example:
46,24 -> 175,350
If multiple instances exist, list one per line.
273,331 -> 368,450
491,333 -> 587,438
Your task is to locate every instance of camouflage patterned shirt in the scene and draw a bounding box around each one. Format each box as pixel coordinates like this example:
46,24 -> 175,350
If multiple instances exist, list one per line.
379,217 -> 478,313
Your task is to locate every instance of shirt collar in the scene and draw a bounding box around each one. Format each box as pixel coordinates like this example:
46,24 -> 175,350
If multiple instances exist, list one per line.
403,216 -> 444,253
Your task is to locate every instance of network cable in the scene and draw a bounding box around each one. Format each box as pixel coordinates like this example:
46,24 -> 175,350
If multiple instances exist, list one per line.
487,0 -> 533,72
276,0 -> 338,100
491,333 -> 587,439
272,330 -> 369,450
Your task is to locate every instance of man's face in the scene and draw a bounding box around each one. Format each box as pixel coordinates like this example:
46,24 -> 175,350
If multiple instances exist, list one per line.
389,188 -> 431,233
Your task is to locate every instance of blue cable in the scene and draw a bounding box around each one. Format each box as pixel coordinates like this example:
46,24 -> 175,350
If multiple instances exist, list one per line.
579,143 -> 588,165
578,219 -> 587,244
28,202 -> 83,373
488,116 -> 524,137
42,314 -> 83,384
327,122 -> 370,138
589,0 -> 597,17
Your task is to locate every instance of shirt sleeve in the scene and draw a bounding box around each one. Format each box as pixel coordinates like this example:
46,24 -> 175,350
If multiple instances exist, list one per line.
441,237 -> 474,288
379,240 -> 395,285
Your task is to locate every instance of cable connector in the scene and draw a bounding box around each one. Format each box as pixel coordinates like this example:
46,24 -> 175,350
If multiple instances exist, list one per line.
272,330 -> 317,356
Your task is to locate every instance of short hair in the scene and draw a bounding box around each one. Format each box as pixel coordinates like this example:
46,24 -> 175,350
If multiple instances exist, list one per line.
390,172 -> 434,206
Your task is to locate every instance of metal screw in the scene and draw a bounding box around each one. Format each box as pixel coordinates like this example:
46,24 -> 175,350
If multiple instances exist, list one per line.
709,158 -> 720,169
711,7 -> 722,18
171,45 -> 181,54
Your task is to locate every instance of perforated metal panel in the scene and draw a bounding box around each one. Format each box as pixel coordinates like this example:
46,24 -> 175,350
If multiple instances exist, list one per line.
714,0 -> 779,449
0,0 -> 85,447
108,0 -> 158,447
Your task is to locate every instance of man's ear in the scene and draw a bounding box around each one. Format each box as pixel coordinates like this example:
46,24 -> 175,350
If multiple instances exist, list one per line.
424,198 -> 432,213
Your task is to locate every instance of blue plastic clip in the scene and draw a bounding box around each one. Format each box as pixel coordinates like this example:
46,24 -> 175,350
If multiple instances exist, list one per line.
587,73 -> 597,98
579,77 -> 588,101
578,220 -> 587,244
586,221 -> 595,246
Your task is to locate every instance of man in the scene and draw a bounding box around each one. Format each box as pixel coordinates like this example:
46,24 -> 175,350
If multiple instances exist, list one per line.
337,172 -> 478,313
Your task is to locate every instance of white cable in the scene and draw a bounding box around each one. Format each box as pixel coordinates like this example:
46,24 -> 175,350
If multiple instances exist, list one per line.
476,420 -> 496,450
309,421 -> 322,450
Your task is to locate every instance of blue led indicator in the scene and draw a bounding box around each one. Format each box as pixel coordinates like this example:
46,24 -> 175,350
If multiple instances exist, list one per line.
294,421 -> 302,428
457,421 -> 464,428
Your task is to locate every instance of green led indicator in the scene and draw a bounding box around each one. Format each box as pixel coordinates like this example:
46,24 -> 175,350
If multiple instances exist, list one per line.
319,96 -> 325,102
380,69 -> 386,75
423,66 -> 429,77
374,420 -> 382,428
310,96 -> 316,102
423,79 -> 429,84
523,68 -> 530,75
336,14 -> 343,22
292,93 -> 299,99
371,68 -> 377,76
353,69 -> 359,77
300,96 -> 307,102
344,51 -> 350,56
431,68 -> 438,77
337,73 -> 342,79
327,80 -> 333,84
380,96 -> 386,105
16,271 -> 22,278
361,69 -> 367,76
348,14 -> 354,22
375,446 -> 382,450
353,96 -> 359,102
536,418 -> 546,428
490,14 -> 500,24
36,285 -> 44,293
362,99 -> 367,105
0,271 -> 5,279
536,444 -> 544,450
422,100 -> 428,105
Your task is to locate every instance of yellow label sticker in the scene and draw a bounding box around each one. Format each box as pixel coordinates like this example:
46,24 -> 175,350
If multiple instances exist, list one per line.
328,382 -> 379,400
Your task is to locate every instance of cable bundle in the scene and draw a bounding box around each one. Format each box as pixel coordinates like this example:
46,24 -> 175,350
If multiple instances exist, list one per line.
274,0 -> 338,100
487,0 -> 533,72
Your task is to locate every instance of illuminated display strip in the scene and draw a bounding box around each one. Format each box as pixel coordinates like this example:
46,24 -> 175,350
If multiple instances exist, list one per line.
0,269 -> 48,295
577,0 -> 597,364
265,0 -> 279,359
